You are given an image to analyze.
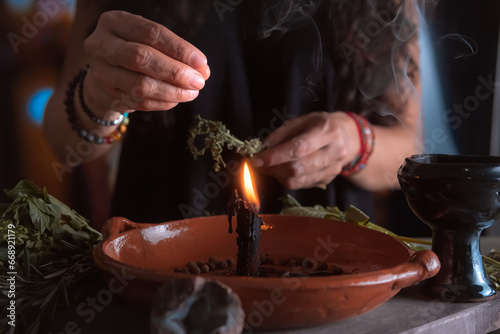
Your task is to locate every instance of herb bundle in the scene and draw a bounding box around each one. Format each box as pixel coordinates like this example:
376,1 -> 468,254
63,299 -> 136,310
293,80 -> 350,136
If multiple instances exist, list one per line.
0,180 -> 102,334
187,114 -> 263,172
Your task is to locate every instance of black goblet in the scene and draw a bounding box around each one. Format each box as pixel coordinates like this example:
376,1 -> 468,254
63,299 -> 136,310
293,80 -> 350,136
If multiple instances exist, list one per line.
398,154 -> 500,302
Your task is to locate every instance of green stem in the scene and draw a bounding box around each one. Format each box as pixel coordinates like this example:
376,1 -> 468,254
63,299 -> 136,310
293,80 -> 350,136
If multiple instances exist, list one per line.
483,254 -> 500,268
221,132 -> 245,148
395,236 -> 432,246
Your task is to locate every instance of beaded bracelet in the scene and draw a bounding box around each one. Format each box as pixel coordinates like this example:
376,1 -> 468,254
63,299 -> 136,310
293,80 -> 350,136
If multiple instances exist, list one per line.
77,65 -> 124,126
340,112 -> 375,176
64,67 -> 129,145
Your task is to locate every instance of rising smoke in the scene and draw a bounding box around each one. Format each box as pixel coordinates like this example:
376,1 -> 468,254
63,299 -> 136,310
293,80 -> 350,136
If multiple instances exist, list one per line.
255,0 -> 424,118
257,0 -> 324,101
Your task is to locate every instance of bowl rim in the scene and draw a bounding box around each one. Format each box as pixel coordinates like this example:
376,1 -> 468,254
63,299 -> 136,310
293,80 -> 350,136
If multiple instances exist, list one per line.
399,154 -> 500,180
405,154 -> 500,166
92,214 -> 440,291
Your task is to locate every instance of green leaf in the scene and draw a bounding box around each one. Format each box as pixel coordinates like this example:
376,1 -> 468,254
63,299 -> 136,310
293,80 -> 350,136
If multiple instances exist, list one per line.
28,198 -> 52,232
281,194 -> 302,208
42,187 -> 51,202
345,205 -> 370,224
0,247 -> 7,264
41,285 -> 59,308
282,202 -> 343,221
23,247 -> 31,279
3,197 -> 28,225
4,180 -> 43,200
0,203 -> 9,216
44,268 -> 67,279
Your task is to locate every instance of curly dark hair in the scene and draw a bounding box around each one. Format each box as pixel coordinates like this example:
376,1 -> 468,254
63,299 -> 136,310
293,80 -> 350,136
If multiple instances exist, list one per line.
330,0 -> 420,125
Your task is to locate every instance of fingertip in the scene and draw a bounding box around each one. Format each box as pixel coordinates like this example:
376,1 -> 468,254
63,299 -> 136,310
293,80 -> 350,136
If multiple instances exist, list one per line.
188,52 -> 210,81
189,52 -> 207,69
189,74 -> 205,90
250,158 -> 264,168
189,90 -> 199,100
202,64 -> 211,80
262,136 -> 281,150
262,137 -> 275,150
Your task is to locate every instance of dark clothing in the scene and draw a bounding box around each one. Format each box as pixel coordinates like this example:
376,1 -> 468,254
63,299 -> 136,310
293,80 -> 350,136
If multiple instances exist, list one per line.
109,1 -> 374,223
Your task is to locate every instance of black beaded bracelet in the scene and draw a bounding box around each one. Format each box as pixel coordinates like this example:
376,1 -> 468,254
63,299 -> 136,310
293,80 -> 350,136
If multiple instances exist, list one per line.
77,65 -> 124,126
64,67 -> 129,145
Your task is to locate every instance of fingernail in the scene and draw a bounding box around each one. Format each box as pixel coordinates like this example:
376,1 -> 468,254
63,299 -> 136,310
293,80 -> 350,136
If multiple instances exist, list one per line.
204,65 -> 211,79
189,74 -> 205,90
251,158 -> 263,167
189,53 -> 207,69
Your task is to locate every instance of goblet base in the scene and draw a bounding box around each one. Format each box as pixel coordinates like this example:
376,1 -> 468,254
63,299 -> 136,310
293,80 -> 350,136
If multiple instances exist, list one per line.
420,228 -> 497,303
420,277 -> 496,303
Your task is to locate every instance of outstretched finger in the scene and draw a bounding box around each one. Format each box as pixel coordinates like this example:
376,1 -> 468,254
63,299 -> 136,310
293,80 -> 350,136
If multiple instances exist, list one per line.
101,11 -> 210,78
87,62 -> 197,111
102,40 -> 206,90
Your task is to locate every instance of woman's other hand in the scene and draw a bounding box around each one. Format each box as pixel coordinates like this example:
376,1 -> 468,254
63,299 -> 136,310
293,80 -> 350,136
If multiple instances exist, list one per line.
250,112 -> 359,190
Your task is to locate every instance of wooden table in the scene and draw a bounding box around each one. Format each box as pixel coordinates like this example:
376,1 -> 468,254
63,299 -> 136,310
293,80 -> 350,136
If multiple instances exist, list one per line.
46,237 -> 500,334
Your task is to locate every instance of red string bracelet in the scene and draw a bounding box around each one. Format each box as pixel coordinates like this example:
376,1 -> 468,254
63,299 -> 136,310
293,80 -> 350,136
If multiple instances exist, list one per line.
341,112 -> 375,176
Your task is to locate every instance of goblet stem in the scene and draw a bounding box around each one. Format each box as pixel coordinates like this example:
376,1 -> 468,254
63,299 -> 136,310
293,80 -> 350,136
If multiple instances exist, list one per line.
421,228 -> 496,302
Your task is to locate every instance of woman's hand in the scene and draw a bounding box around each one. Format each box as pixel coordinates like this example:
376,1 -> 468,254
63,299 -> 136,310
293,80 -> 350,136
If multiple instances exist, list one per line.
83,10 -> 210,115
250,112 -> 359,189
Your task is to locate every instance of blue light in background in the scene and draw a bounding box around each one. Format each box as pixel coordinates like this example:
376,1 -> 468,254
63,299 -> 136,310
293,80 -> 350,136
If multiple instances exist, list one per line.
419,20 -> 458,155
5,0 -> 76,13
66,0 -> 76,14
28,87 -> 53,125
5,0 -> 33,12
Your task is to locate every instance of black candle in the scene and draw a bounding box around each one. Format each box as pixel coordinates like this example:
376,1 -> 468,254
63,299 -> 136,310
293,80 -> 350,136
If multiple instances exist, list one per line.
227,189 -> 262,276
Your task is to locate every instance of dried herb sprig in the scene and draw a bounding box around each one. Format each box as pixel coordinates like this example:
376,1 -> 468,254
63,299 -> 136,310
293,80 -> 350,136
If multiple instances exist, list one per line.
281,194 -> 500,291
485,250 -> 500,289
0,180 -> 102,334
187,114 -> 263,172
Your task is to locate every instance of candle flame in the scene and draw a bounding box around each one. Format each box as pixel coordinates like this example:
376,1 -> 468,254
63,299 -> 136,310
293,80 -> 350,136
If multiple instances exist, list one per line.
243,162 -> 260,211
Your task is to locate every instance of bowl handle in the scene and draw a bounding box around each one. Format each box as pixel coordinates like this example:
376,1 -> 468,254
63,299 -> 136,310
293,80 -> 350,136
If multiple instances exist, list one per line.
101,216 -> 150,239
392,250 -> 441,290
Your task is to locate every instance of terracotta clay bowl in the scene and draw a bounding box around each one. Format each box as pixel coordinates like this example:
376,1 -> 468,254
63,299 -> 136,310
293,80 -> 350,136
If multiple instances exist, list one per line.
93,214 -> 440,331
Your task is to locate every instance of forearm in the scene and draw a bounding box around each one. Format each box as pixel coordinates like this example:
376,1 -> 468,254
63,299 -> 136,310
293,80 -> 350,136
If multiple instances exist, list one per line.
347,122 -> 422,191
42,0 -> 117,163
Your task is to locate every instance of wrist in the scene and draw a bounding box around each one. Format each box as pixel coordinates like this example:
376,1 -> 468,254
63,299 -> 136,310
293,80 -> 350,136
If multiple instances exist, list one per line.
82,66 -> 123,122
335,111 -> 361,164
65,66 -> 129,144
340,112 -> 375,177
